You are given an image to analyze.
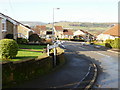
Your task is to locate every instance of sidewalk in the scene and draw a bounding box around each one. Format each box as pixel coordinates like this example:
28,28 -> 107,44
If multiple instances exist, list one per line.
91,44 -> 120,54
13,48 -> 97,89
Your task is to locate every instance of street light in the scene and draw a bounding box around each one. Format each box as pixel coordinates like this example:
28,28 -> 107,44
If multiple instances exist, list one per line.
52,8 -> 60,43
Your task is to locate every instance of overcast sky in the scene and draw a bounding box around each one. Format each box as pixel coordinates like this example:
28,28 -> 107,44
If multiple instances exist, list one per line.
0,0 -> 119,23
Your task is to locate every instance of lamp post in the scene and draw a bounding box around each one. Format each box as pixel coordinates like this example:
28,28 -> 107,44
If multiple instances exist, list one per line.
52,8 -> 60,43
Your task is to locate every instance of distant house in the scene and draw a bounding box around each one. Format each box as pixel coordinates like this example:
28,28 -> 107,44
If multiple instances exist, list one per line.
32,25 -> 48,38
54,26 -> 64,39
73,29 -> 94,41
63,29 -> 73,39
0,13 -> 34,40
97,24 -> 120,41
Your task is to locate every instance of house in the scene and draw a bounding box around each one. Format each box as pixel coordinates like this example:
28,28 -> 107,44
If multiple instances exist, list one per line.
97,24 -> 120,41
0,13 -> 18,40
17,24 -> 34,39
32,25 -> 49,38
63,29 -> 73,39
0,17 -> 2,39
73,29 -> 94,41
0,13 -> 34,40
54,26 -> 64,39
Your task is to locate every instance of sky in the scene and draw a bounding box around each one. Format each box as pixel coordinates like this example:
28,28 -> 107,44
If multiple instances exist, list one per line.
0,0 -> 119,23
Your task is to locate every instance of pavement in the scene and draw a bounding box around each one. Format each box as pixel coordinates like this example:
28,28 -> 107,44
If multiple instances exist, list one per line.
91,44 -> 120,54
13,44 -> 98,89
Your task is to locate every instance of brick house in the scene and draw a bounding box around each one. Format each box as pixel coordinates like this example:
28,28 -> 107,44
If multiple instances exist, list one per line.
0,17 -> 2,39
0,13 -> 34,40
63,29 -> 73,39
32,25 -> 48,38
54,26 -> 64,39
0,13 -> 18,40
97,24 -> 120,41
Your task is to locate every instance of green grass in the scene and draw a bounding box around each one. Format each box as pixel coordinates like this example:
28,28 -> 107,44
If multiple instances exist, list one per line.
0,44 -> 46,61
95,43 -> 105,46
19,44 -> 46,51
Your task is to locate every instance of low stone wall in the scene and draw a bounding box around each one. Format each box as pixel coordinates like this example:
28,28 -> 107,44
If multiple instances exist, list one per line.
2,47 -> 65,88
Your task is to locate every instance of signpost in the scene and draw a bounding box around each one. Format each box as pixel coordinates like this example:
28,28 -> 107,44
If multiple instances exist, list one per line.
47,43 -> 59,67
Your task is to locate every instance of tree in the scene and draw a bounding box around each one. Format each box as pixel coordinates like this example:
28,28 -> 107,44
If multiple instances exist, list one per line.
28,34 -> 41,43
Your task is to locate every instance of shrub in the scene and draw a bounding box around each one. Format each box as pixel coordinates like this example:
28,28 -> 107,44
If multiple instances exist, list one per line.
105,43 -> 112,48
0,39 -> 19,59
105,39 -> 114,44
16,38 -> 28,44
112,38 -> 120,49
28,34 -> 41,43
105,39 -> 114,48
5,34 -> 13,39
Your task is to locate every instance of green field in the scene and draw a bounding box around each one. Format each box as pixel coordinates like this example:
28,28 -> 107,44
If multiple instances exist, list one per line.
46,22 -> 116,36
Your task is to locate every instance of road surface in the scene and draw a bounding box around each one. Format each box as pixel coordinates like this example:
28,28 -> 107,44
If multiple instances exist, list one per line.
62,41 -> 119,89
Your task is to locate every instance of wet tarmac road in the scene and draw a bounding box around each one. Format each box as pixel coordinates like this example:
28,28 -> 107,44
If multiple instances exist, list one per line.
62,41 -> 119,89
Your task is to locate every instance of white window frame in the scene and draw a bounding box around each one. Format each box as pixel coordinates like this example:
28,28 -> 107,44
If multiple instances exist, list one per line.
2,19 -> 6,32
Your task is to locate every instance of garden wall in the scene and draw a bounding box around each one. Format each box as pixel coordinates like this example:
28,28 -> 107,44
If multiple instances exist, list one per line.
2,47 -> 65,88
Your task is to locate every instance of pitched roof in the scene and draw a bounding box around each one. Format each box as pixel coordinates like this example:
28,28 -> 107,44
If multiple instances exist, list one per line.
103,24 -> 120,36
32,28 -> 40,34
0,13 -> 31,30
54,26 -> 63,31
63,29 -> 73,35
74,29 -> 92,36
36,25 -> 46,31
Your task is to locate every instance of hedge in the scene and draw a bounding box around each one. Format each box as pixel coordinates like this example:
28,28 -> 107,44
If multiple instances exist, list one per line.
2,47 -> 65,88
105,38 -> 120,49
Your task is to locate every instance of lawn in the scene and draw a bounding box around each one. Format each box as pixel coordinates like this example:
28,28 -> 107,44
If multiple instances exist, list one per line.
94,43 -> 105,46
0,44 -> 47,61
19,44 -> 46,51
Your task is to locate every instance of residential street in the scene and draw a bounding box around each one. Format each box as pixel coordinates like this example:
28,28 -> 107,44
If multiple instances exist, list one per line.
62,41 -> 119,88
14,41 -> 96,88
14,41 -> 119,89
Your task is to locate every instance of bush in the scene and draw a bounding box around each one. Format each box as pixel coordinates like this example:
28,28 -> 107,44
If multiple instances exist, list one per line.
16,38 -> 28,44
28,34 -> 41,43
105,39 -> 114,44
0,39 -> 19,59
105,39 -> 114,48
112,38 -> 120,49
105,43 -> 112,48
5,34 -> 13,39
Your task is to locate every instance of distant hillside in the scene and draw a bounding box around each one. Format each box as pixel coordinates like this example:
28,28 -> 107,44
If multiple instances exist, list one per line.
46,22 -> 117,36
20,21 -> 46,27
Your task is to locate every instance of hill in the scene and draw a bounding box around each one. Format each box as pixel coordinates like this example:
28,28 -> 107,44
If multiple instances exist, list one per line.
20,21 -> 46,27
46,21 -> 116,36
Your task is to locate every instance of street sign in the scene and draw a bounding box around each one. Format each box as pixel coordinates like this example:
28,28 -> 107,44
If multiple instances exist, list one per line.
48,44 -> 58,49
47,43 -> 59,67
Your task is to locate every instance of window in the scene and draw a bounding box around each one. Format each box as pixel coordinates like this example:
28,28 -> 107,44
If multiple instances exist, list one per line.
2,23 -> 4,30
2,19 -> 6,32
